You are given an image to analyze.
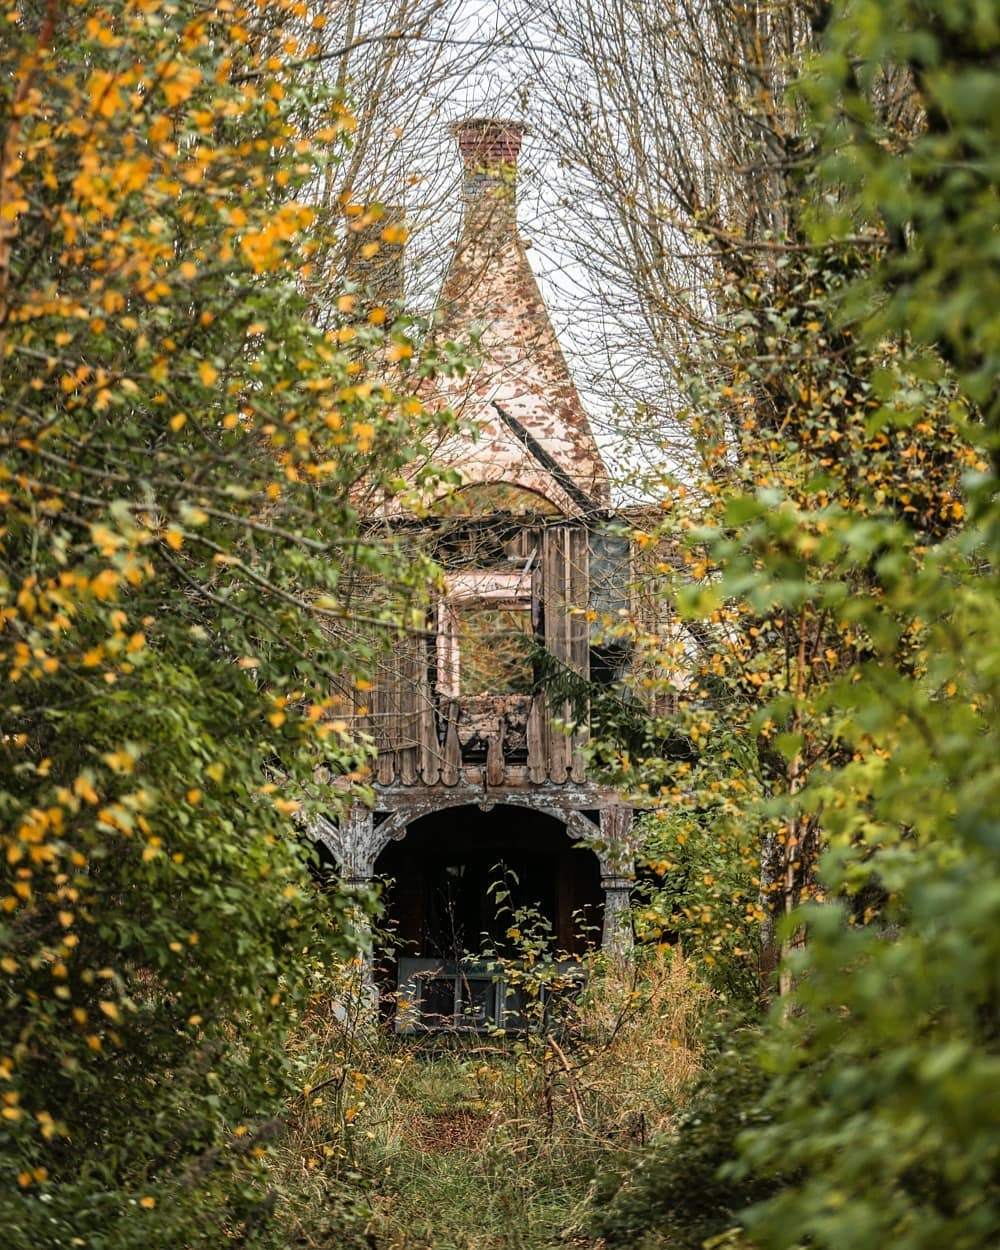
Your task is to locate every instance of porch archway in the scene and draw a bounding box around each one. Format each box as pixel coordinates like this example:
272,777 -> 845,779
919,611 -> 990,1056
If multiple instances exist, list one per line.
375,803 -> 604,964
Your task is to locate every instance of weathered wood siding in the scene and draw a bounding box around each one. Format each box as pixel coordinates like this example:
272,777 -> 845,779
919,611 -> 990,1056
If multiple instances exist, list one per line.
365,521 -> 597,787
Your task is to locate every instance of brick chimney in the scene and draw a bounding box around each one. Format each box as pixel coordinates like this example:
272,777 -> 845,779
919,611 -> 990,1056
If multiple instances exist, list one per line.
433,115 -> 610,513
451,118 -> 526,242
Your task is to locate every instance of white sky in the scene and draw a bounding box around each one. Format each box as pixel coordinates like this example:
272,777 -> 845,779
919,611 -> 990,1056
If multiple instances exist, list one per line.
334,0 -> 682,499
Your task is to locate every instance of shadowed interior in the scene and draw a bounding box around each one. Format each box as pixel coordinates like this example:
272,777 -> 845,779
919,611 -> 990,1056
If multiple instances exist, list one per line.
374,805 -> 603,994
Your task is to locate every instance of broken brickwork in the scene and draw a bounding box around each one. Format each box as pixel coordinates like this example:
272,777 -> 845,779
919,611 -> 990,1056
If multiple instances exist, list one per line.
425,118 -> 610,516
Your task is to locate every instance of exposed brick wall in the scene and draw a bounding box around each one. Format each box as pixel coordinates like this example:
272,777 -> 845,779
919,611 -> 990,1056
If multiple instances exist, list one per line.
424,118 -> 610,516
453,116 -> 524,171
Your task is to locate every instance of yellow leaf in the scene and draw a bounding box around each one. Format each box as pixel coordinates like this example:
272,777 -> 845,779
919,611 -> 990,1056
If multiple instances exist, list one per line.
73,773 -> 99,804
88,70 -> 123,118
162,64 -> 201,107
138,1195 -> 157,1209
0,198 -> 28,223
163,528 -> 184,551
90,569 -> 119,601
198,361 -> 217,387
98,1001 -> 120,1022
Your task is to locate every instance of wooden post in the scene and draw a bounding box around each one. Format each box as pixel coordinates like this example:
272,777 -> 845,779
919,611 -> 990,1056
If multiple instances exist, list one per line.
598,805 -> 635,957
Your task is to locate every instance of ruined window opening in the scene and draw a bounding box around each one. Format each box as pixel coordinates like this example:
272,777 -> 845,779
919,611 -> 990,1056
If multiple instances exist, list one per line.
436,567 -> 536,699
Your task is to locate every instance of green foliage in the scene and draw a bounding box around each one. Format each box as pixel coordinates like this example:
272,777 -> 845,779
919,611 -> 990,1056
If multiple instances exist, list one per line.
634,794 -> 762,1003
801,0 -> 1000,426
703,487 -> 1000,1250
590,1023 -> 775,1250
586,2 -> 1000,1248
0,1 -> 458,1243
726,4 -> 1000,1245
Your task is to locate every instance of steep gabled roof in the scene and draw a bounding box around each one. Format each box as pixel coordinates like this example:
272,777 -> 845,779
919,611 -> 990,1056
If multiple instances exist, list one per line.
427,119 -> 609,517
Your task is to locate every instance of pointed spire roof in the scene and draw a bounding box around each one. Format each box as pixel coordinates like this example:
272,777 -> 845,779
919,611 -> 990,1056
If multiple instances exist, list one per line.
429,119 -> 609,516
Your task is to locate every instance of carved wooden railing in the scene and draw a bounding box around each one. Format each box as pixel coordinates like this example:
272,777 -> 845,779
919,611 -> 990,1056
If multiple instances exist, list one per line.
373,690 -> 587,788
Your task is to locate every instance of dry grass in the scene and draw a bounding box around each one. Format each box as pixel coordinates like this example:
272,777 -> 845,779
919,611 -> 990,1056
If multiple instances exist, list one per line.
268,947 -> 710,1250
562,946 -> 709,1140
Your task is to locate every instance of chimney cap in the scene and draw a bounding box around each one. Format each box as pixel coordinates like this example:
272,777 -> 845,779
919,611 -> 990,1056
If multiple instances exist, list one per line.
450,117 -> 528,170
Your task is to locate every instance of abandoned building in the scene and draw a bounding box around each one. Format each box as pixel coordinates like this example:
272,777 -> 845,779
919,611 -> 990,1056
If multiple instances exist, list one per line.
312,119 -> 639,1029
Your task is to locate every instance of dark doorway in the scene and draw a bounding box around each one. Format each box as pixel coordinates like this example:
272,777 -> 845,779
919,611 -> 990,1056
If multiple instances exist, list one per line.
374,805 -> 603,1027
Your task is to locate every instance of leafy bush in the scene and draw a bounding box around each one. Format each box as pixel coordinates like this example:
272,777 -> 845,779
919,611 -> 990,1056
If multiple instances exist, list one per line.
0,1 -> 454,1244
589,2 -> 1000,1247
727,4 -> 1000,1247
634,767 -> 763,1005
589,1020 -> 776,1250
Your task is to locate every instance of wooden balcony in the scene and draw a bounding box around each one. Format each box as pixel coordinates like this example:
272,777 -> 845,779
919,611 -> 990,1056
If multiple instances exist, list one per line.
373,689 -> 587,789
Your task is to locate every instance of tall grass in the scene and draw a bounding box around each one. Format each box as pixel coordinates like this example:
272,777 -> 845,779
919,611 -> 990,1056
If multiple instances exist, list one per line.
266,948 -> 709,1249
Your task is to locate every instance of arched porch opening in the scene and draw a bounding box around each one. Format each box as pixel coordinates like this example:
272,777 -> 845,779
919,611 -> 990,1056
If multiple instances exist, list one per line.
373,804 -> 603,1029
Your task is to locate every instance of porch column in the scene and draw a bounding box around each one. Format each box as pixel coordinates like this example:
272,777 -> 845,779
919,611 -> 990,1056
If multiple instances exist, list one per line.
311,805 -> 381,1007
342,804 -> 380,1006
599,805 -> 635,958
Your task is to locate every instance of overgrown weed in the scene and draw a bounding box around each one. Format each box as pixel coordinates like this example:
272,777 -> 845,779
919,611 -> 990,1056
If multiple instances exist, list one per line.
267,946 -> 708,1249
